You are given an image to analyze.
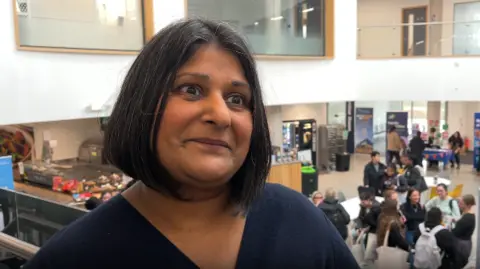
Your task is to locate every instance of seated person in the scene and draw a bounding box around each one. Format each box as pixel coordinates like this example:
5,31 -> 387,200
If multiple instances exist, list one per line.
356,192 -> 381,267
318,188 -> 350,240
401,154 -> 427,193
380,164 -> 408,203
310,191 -> 324,206
363,151 -> 386,196
425,184 -> 461,225
414,207 -> 459,269
376,199 -> 409,252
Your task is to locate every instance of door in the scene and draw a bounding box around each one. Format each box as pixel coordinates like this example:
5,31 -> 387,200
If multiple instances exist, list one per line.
402,6 -> 428,56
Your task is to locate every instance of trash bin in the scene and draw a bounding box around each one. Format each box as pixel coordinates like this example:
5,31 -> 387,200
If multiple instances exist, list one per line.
335,153 -> 350,172
301,166 -> 318,197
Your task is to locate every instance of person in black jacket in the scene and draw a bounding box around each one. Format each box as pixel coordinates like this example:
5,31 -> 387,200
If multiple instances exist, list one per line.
363,151 -> 386,196
318,188 -> 350,240
414,207 -> 459,269
448,132 -> 464,169
452,194 -> 476,267
400,188 -> 425,245
401,154 -> 428,193
409,131 -> 426,167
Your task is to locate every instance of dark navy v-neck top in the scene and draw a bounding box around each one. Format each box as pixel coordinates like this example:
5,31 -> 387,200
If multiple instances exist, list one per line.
24,184 -> 359,269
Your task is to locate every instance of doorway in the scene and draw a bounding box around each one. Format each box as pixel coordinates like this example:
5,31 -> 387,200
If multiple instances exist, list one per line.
402,6 -> 428,56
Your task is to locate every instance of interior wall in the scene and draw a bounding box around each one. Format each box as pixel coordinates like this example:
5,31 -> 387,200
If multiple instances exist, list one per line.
28,119 -> 102,161
447,101 -> 480,150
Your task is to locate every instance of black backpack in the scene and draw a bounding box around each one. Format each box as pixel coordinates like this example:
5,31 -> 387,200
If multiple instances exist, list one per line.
324,207 -> 347,239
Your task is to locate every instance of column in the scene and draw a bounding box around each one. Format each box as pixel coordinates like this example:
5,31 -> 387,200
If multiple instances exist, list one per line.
428,0 -> 443,56
264,0 -> 283,54
334,0 -> 357,62
427,101 -> 441,132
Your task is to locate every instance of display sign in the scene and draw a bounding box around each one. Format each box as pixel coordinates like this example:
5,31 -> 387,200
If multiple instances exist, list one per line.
355,108 -> 374,154
474,113 -> 480,169
0,156 -> 14,190
386,112 -> 409,156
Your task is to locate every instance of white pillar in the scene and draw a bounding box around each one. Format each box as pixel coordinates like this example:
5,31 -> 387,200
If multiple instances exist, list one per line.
264,0 -> 283,54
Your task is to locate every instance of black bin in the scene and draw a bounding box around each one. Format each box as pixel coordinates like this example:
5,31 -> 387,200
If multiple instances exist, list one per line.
301,166 -> 318,197
335,153 -> 350,172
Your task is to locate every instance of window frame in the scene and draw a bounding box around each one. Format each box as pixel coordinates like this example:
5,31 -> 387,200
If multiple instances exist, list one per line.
11,0 -> 155,55
183,0 -> 334,60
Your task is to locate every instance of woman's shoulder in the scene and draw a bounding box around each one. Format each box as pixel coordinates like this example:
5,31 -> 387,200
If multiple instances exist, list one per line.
24,195 -> 148,268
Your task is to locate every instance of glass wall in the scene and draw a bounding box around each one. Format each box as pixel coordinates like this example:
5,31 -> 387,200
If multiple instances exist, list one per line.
15,0 -> 146,51
453,2 -> 480,55
186,0 -> 328,56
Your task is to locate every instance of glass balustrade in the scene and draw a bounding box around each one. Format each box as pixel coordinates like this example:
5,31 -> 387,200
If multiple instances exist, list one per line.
357,20 -> 480,58
0,188 -> 86,248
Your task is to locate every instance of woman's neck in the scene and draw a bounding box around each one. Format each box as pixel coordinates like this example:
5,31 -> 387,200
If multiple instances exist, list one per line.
123,181 -> 235,230
463,206 -> 474,214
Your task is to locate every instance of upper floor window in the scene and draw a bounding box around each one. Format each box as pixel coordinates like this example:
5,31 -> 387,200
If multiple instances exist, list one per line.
13,0 -> 154,54
185,0 -> 334,58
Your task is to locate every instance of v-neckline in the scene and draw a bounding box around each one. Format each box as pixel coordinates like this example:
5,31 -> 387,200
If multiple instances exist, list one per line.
122,195 -> 256,269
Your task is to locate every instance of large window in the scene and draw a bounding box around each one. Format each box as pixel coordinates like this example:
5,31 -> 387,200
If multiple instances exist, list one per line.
13,0 -> 154,54
453,2 -> 480,55
186,0 -> 334,58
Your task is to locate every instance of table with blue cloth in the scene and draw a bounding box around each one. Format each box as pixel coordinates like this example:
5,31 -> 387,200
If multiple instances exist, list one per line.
422,148 -> 453,168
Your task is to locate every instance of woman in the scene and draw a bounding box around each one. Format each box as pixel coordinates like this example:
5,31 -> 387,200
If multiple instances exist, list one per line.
376,199 -> 409,252
400,189 -> 425,245
311,190 -> 324,206
448,131 -> 464,169
24,19 -> 357,269
414,208 -> 457,269
425,184 -> 461,226
318,188 -> 350,240
387,126 -> 402,166
381,164 -> 408,203
452,194 -> 476,266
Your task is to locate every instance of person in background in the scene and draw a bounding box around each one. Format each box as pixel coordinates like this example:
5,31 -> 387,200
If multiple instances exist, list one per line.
401,154 -> 428,193
427,127 -> 441,168
448,131 -> 464,169
425,184 -> 461,226
409,131 -> 426,167
452,194 -> 476,266
400,189 -> 425,245
376,199 -> 410,252
381,164 -> 409,203
413,207 -> 458,269
84,197 -> 102,211
311,190 -> 324,206
363,151 -> 386,196
318,188 -> 350,240
387,126 -> 403,166
356,192 -> 381,268
101,192 -> 113,202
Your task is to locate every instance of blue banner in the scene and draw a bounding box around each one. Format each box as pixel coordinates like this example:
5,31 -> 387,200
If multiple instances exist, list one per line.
0,156 -> 14,190
355,107 -> 374,154
386,111 -> 409,148
474,113 -> 480,169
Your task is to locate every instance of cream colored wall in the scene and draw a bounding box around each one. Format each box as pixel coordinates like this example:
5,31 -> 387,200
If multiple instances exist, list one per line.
447,101 -> 480,150
28,119 -> 102,161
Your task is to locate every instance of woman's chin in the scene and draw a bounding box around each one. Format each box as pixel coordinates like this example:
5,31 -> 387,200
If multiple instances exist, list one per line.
184,162 -> 236,186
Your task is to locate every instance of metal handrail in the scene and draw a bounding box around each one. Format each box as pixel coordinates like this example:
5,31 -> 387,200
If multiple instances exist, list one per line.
0,233 -> 38,260
358,19 -> 480,28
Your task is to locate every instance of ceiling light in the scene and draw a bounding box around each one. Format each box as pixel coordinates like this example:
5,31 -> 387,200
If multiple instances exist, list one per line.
302,7 -> 314,13
270,16 -> 284,21
254,21 -> 259,25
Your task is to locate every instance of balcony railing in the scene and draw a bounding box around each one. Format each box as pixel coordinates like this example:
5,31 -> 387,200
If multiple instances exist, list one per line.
357,20 -> 480,58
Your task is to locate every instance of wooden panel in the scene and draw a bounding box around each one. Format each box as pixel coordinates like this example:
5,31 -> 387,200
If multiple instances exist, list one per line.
267,162 -> 302,193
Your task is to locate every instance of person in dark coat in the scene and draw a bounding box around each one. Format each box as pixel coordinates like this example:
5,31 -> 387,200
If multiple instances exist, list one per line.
363,151 -> 386,196
409,131 -> 426,167
318,188 -> 350,240
448,131 -> 464,169
401,154 -> 428,193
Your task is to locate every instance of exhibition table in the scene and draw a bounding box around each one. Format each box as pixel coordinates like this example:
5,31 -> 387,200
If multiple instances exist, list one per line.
423,148 -> 453,169
267,162 -> 302,193
341,196 -> 385,221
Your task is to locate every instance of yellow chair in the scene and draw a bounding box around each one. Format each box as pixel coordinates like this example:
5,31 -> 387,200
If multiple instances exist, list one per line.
429,186 -> 437,199
449,184 -> 463,199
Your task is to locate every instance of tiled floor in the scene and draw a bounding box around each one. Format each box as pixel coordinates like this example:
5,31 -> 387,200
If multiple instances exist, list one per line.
321,154 -> 479,268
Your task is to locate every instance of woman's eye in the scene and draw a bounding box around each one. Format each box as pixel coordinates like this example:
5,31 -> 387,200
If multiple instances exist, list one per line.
226,95 -> 245,106
178,85 -> 202,96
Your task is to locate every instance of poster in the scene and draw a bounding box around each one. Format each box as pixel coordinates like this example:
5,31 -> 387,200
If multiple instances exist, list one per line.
355,108 -> 374,154
474,113 -> 480,169
0,156 -> 14,190
386,111 -> 409,149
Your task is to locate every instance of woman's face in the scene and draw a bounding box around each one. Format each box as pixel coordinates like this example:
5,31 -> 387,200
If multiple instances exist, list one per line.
436,186 -> 447,199
313,194 -> 323,206
458,198 -> 466,211
390,192 -> 398,202
102,192 -> 112,202
156,45 -> 253,190
386,167 -> 394,177
409,190 -> 420,204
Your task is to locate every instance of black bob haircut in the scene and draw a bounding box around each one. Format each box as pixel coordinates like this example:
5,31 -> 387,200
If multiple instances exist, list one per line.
103,18 -> 272,211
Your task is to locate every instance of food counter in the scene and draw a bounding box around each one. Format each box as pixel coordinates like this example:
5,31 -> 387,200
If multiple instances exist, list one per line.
267,161 -> 302,193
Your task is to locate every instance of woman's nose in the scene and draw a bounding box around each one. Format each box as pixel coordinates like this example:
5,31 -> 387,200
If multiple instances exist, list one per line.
201,92 -> 231,128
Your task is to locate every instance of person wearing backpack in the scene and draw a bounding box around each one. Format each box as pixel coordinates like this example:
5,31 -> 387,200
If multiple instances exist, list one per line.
425,184 -> 461,227
413,207 -> 457,269
318,188 -> 350,240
